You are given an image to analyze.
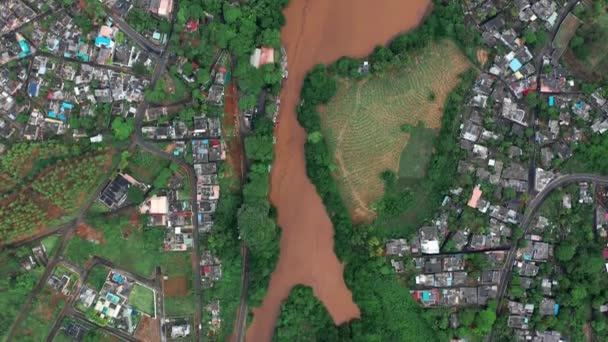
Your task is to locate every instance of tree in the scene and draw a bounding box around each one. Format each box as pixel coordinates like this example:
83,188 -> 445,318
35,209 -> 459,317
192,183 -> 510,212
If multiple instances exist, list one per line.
153,168 -> 172,189
245,134 -> 274,162
555,244 -> 576,262
238,202 -> 278,259
127,186 -> 145,204
111,117 -> 134,140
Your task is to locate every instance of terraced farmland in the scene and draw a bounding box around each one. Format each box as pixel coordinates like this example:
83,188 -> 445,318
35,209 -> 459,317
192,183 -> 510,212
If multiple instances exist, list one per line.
320,40 -> 470,222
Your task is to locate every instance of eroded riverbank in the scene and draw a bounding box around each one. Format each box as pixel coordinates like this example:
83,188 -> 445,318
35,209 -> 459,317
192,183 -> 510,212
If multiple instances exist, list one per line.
246,1 -> 432,340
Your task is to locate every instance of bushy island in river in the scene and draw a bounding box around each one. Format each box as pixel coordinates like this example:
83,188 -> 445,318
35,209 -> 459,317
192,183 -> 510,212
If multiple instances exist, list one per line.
269,1 -> 486,340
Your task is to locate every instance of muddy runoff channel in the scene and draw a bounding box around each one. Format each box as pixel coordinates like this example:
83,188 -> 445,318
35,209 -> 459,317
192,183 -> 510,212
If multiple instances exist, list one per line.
246,0 -> 432,340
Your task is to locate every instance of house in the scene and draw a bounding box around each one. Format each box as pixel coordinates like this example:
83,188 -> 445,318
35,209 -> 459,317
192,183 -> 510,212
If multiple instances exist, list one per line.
385,239 -> 409,256
206,85 -> 224,106
99,173 -> 142,209
502,97 -> 528,126
461,121 -> 482,142
534,168 -> 554,192
508,315 -> 530,329
250,47 -> 275,68
171,323 -> 191,338
540,298 -> 559,316
419,226 -> 440,254
150,0 -> 174,17
66,323 -> 87,340
443,255 -> 465,271
518,261 -> 539,277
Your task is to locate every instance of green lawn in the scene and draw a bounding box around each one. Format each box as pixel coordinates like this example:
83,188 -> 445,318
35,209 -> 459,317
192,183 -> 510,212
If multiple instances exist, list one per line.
397,127 -> 436,184
165,296 -> 197,317
129,284 -> 155,316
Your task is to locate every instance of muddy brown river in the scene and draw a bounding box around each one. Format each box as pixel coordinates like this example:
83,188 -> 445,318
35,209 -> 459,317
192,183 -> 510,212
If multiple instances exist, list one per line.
246,1 -> 432,340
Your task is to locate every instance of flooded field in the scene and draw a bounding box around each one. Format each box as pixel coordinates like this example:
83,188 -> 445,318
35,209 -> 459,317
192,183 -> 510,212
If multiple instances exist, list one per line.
246,0 -> 432,341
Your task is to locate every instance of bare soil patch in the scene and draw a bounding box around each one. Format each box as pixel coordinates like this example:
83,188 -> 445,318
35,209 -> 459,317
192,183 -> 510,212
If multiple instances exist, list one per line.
248,0 -> 432,341
164,275 -> 189,297
134,315 -> 161,342
477,48 -> 489,66
164,143 -> 176,153
76,223 -> 105,244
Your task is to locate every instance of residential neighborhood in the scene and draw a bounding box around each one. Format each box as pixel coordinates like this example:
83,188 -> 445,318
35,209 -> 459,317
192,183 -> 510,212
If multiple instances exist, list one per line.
3,0 -> 608,341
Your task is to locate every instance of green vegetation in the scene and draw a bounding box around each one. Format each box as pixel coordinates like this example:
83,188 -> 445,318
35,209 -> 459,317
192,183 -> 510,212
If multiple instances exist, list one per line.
320,41 -> 470,218
569,2 -> 608,79
13,287 -> 65,342
274,0 -> 482,339
163,253 -> 196,317
397,127 -> 436,181
41,235 -> 60,258
126,8 -> 171,34
273,286 -> 340,341
202,162 -> 242,338
0,143 -> 113,243
31,154 -> 109,212
87,265 -> 109,291
65,214 -> 190,278
125,148 -> 171,184
238,119 -> 280,311
0,245 -> 45,339
111,117 -> 135,140
129,284 -> 155,316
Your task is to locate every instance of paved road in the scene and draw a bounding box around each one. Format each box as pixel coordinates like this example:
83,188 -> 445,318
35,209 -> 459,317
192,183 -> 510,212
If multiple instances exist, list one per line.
5,161 -> 119,340
105,9 -> 164,55
494,0 -> 582,308
494,174 -> 608,310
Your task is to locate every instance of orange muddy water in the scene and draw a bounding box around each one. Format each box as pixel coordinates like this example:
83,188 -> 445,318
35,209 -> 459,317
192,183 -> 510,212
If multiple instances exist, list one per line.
246,1 -> 432,341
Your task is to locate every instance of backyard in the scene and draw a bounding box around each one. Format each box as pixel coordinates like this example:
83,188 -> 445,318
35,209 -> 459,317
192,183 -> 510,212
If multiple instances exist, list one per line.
320,40 -> 470,222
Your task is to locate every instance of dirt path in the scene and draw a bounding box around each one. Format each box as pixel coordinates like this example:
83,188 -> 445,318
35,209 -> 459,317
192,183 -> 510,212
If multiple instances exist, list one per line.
246,1 -> 432,341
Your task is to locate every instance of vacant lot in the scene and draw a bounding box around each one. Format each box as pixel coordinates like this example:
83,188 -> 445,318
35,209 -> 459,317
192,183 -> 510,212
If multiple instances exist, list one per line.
320,40 -> 470,222
129,284 -> 155,316
566,7 -> 608,80
164,275 -> 188,297
126,148 -> 170,184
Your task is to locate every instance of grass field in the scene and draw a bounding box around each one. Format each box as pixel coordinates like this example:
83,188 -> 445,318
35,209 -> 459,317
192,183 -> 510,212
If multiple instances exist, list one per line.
129,284 -> 155,316
320,40 -> 470,222
42,235 -> 60,257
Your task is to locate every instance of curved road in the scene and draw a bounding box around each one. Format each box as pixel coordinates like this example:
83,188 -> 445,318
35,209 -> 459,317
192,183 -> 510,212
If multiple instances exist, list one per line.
495,173 -> 608,307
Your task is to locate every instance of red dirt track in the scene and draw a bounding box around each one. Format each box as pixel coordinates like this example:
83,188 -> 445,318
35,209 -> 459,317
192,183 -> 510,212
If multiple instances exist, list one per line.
246,0 -> 432,341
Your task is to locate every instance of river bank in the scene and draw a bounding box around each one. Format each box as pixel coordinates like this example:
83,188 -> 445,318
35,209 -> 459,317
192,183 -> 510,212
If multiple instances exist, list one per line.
245,0 -> 433,341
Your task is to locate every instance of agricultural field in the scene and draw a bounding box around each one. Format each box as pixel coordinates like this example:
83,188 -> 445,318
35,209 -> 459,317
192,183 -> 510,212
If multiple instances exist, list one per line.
129,284 -> 156,316
0,142 -> 114,245
320,40 -> 470,222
